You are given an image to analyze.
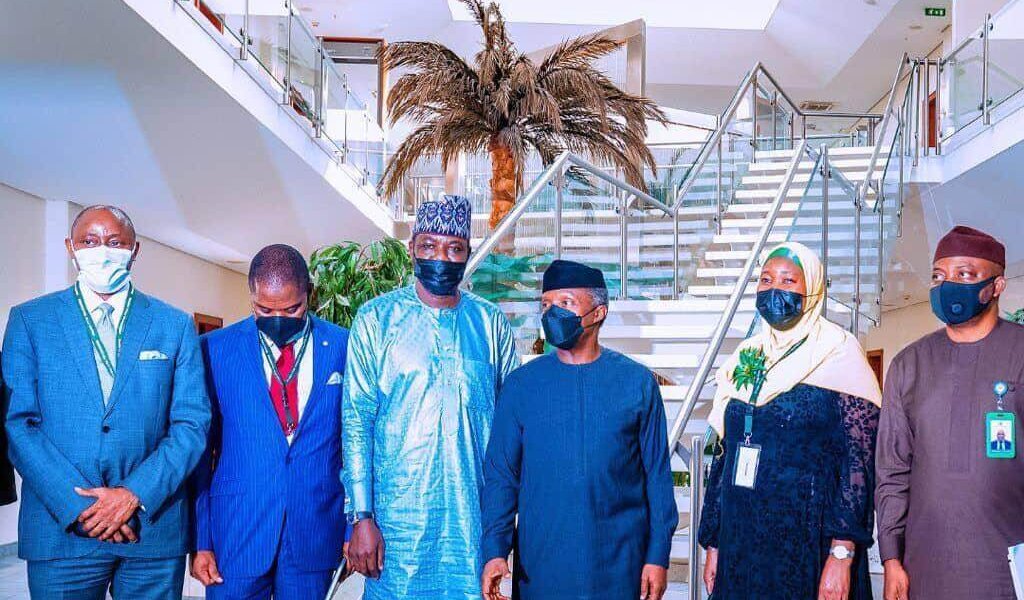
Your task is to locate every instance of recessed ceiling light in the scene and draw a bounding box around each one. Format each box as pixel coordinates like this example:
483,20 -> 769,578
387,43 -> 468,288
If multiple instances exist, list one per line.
909,24 -> 923,30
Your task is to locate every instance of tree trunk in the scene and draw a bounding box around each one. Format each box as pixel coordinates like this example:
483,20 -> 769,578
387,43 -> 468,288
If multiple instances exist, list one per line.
488,138 -> 518,231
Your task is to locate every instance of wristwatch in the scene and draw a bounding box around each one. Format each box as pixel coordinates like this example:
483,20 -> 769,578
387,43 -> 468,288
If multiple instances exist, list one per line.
829,546 -> 855,560
347,511 -> 374,526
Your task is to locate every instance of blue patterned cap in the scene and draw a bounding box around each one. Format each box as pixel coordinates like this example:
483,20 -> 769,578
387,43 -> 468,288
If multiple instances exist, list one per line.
413,194 -> 472,241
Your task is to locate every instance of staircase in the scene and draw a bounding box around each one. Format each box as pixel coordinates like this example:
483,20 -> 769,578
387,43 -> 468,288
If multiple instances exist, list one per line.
461,59 -> 910,595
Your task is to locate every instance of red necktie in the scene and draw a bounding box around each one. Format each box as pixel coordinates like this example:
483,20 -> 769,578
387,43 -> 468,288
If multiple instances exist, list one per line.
269,343 -> 299,436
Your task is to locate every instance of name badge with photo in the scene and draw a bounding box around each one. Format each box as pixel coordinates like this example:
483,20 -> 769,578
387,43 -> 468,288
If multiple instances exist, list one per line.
986,412 -> 1016,459
733,443 -> 761,489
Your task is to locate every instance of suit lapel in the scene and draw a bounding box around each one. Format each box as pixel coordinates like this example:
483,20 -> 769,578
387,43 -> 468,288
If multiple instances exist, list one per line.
57,287 -> 105,412
292,319 -> 331,445
242,318 -> 289,455
104,291 -> 152,415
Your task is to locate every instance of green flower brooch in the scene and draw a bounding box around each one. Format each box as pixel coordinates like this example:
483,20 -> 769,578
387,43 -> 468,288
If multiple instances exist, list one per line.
731,346 -> 767,391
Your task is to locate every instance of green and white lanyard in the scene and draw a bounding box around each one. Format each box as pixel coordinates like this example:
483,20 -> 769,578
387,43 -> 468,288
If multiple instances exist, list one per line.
258,320 -> 311,435
73,283 -> 135,379
741,336 -> 809,444
733,336 -> 808,490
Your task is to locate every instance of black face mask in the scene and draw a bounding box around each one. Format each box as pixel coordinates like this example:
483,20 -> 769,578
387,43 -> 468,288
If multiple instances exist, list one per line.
256,315 -> 307,348
756,288 -> 805,330
541,304 -> 603,350
414,258 -> 466,296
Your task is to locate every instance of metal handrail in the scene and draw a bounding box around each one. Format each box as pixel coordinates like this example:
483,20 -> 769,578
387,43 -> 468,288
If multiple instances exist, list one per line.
858,53 -> 910,209
668,139 -> 808,462
462,152 -> 672,282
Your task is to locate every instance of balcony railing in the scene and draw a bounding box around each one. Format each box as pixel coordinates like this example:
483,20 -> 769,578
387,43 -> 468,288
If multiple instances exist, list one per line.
174,0 -> 389,202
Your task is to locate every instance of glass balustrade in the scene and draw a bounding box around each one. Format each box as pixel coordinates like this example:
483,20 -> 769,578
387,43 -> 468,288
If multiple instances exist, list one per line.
175,0 -> 386,192
988,2 -> 1024,112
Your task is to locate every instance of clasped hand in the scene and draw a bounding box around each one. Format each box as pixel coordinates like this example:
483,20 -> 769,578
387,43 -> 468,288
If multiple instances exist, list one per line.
74,486 -> 140,543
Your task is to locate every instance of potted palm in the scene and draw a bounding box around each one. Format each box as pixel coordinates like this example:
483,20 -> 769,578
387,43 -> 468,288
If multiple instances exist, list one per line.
309,238 -> 412,329
378,0 -> 666,230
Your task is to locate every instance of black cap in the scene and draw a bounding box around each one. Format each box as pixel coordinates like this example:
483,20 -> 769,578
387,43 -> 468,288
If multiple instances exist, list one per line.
542,259 -> 607,292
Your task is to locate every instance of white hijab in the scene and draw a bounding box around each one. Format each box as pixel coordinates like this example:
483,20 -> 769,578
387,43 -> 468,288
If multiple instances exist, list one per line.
708,242 -> 882,436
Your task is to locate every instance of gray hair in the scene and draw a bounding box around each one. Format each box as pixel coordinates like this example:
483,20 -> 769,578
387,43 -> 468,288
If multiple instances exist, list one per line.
587,287 -> 609,308
71,205 -> 136,240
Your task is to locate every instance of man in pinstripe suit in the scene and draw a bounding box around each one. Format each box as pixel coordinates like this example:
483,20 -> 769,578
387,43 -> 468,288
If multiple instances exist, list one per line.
191,244 -> 349,600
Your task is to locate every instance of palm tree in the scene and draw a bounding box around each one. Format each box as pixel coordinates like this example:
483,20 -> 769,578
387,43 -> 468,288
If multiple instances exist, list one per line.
379,0 -> 667,230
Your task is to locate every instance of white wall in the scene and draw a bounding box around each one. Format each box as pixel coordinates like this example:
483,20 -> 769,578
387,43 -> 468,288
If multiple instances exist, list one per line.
1,184 -> 252,546
952,0 -> 1010,46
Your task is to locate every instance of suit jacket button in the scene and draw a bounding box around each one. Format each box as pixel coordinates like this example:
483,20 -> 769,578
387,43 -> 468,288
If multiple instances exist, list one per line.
102,425 -> 111,433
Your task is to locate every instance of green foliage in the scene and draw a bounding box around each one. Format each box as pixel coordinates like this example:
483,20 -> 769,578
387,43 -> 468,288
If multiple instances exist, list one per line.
731,346 -> 767,391
1006,308 -> 1024,325
309,238 -> 412,329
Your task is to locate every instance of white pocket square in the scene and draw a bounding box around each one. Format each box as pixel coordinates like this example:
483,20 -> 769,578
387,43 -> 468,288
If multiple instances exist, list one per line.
139,350 -> 168,361
326,372 -> 343,385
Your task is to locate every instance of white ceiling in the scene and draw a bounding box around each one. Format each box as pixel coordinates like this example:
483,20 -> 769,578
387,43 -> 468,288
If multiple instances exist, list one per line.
298,0 -> 952,117
0,0 -> 390,272
445,0 -> 782,29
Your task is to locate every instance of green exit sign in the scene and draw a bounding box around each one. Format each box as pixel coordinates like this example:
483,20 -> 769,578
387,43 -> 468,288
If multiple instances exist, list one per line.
925,7 -> 947,17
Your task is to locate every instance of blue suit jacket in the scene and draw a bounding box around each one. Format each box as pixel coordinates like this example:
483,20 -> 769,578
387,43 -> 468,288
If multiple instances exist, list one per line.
1,286 -> 211,560
193,316 -> 349,577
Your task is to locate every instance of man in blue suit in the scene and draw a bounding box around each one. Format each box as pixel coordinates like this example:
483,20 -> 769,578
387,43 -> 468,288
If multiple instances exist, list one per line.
191,244 -> 349,600
2,205 -> 211,599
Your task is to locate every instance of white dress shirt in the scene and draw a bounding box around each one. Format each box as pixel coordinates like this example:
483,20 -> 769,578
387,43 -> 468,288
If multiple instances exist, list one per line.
259,331 -> 313,444
78,282 -> 131,332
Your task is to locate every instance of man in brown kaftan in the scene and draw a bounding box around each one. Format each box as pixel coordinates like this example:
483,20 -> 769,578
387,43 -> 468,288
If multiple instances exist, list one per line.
876,226 -> 1024,600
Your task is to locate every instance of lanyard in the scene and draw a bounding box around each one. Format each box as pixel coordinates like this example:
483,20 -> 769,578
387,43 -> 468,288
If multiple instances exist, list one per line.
73,283 -> 135,379
258,320 -> 311,434
742,336 -> 808,443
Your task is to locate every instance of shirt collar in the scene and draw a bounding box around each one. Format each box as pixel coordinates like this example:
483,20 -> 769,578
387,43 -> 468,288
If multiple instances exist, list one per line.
78,282 -> 131,316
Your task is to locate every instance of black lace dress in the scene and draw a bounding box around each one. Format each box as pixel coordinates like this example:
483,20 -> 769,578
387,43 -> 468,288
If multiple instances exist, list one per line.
698,384 -> 880,600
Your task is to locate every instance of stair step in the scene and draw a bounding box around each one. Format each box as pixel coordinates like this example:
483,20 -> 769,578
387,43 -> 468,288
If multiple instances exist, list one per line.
746,157 -> 887,173
741,171 -> 873,186
754,146 -> 875,160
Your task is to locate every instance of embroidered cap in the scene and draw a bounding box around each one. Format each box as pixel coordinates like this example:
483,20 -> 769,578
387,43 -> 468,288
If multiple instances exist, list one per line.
413,195 -> 472,241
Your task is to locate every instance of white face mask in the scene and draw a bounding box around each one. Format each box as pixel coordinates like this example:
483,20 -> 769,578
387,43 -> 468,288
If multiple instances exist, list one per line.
73,245 -> 134,294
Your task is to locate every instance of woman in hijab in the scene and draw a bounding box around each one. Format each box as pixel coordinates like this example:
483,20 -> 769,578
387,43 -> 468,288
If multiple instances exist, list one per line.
698,242 -> 882,600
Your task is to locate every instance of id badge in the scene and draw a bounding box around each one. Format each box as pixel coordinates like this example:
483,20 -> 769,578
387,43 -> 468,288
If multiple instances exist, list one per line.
986,412 -> 1016,459
733,443 -> 761,489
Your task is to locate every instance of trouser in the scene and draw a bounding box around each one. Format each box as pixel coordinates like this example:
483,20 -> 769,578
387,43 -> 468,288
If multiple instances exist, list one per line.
27,552 -> 185,600
206,535 -> 333,600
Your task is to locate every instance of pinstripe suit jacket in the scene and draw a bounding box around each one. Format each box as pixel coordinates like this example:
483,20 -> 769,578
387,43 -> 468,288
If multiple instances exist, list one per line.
1,286 -> 211,560
193,316 -> 349,577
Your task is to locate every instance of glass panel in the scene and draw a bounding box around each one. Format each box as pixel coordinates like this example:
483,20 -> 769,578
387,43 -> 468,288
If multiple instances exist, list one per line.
199,0 -> 246,49
322,60 -> 350,156
942,35 -> 985,136
365,117 -> 387,188
988,8 -> 1024,110
287,13 -> 319,124
344,93 -> 369,179
246,11 -> 290,88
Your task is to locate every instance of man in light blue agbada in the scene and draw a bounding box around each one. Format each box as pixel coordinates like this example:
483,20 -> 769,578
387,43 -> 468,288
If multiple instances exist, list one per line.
343,194 -> 520,599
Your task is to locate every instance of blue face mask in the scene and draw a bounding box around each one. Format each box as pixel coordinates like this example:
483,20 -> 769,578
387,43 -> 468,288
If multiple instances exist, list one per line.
930,277 -> 997,325
756,288 -> 805,330
542,304 -> 602,350
414,258 -> 466,296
